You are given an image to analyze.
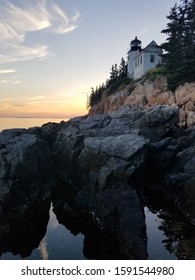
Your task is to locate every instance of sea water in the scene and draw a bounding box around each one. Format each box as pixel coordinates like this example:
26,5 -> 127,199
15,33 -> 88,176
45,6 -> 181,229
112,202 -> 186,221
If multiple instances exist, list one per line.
0,117 -> 68,132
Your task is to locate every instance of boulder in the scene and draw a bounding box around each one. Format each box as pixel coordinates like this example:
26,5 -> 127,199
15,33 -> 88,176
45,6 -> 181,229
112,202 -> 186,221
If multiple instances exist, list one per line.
146,128 -> 195,224
0,129 -> 53,218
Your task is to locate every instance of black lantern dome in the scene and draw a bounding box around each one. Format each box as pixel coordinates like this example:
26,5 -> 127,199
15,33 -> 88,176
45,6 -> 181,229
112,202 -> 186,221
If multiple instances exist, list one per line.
130,36 -> 142,52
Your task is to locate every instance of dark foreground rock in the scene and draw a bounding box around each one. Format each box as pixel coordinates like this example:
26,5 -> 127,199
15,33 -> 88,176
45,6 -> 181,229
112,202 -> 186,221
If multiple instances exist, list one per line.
0,128 -> 54,224
0,104 -> 195,259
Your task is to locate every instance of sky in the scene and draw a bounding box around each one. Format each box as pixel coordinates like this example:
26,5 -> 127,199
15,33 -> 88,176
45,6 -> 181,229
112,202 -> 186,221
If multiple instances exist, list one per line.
0,0 -> 180,118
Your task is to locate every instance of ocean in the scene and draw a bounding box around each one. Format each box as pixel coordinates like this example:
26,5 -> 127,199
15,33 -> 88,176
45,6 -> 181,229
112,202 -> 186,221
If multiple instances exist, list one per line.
0,117 -> 68,132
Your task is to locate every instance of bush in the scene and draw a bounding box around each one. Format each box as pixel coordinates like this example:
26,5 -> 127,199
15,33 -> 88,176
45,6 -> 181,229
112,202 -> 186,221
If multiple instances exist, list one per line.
128,84 -> 135,95
145,66 -> 167,82
107,77 -> 132,96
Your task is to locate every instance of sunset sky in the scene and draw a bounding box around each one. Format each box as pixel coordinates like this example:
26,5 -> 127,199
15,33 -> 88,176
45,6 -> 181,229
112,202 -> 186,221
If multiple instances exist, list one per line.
0,0 -> 180,118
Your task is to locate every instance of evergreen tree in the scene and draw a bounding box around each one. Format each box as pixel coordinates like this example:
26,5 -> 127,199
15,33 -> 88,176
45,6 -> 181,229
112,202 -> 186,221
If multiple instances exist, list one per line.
95,86 -> 98,96
106,78 -> 110,88
109,64 -> 116,82
119,57 -> 127,79
89,87 -> 95,106
185,0 -> 195,81
109,64 -> 118,83
161,3 -> 184,90
114,63 -> 118,81
86,93 -> 90,109
91,87 -> 95,95
161,0 -> 195,90
177,0 -> 192,82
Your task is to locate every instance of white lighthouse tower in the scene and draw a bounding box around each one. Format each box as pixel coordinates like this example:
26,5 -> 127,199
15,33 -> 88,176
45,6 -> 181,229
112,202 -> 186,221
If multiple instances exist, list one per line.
127,36 -> 142,78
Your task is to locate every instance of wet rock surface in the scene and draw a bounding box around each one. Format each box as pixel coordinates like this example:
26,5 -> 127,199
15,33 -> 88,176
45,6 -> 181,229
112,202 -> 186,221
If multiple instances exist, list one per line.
0,105 -> 195,259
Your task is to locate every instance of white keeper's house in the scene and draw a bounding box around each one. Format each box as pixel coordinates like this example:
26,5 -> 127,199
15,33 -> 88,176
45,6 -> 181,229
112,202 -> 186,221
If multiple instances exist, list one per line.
127,36 -> 163,80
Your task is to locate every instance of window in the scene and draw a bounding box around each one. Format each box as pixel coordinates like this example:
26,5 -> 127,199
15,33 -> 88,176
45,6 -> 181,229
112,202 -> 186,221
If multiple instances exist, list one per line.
140,55 -> 142,64
150,54 -> 155,63
135,60 -> 137,68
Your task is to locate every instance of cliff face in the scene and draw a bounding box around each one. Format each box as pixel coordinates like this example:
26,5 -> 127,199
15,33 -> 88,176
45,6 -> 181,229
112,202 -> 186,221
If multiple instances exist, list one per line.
89,76 -> 195,128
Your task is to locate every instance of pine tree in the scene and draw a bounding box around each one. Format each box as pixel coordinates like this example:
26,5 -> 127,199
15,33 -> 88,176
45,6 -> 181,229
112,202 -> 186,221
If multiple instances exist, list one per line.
86,93 -> 90,109
109,64 -> 118,83
105,78 -> 110,88
119,57 -> 127,79
161,0 -> 195,90
161,3 -> 184,90
91,87 -> 95,95
177,0 -> 191,82
109,64 -> 115,82
185,0 -> 195,81
89,87 -> 95,106
114,64 -> 118,81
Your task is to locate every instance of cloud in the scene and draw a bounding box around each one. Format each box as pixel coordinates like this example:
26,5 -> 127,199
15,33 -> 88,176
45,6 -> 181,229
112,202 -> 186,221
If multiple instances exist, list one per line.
0,3 -> 47,43
0,79 -> 20,84
50,91 -> 89,99
0,68 -> 16,74
0,0 -> 81,64
0,43 -> 52,64
51,4 -> 81,34
27,95 -> 45,101
0,76 -> 21,86
137,27 -> 150,37
0,97 -> 13,101
13,104 -> 25,107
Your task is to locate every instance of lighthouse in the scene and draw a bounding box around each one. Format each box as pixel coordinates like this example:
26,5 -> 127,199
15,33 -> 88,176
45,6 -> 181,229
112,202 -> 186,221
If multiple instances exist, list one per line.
127,36 -> 142,78
127,36 -> 162,79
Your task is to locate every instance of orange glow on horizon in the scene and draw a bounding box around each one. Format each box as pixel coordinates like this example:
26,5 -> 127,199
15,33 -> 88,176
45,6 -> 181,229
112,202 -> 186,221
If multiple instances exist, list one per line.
0,93 -> 88,118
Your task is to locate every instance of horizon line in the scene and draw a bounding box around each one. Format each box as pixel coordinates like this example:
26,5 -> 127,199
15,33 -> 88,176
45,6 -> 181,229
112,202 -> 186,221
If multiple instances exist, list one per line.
0,116 -> 69,119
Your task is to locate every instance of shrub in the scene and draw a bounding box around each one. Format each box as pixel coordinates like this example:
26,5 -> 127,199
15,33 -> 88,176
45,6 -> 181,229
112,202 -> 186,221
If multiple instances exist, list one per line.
107,77 -> 132,96
145,66 -> 167,82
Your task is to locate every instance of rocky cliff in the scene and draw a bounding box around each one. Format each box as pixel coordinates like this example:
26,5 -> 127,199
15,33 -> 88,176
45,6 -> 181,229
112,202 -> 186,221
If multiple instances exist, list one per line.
0,104 -> 195,259
89,76 -> 195,128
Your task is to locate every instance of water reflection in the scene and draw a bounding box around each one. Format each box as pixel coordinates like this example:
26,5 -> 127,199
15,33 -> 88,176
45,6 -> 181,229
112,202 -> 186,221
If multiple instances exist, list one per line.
44,206 -> 85,260
53,202 -> 130,259
145,208 -> 176,260
144,196 -> 195,260
0,195 -> 195,259
0,201 -> 50,259
0,202 -> 85,260
38,239 -> 49,260
158,210 -> 195,260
